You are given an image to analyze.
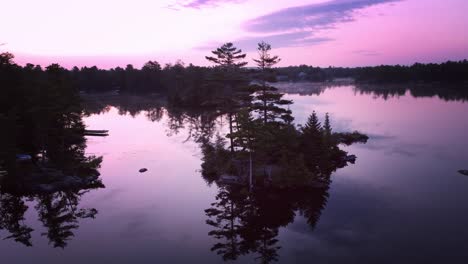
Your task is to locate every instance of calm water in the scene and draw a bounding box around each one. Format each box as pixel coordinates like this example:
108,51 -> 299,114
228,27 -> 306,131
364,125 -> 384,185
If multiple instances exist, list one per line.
2,84 -> 468,263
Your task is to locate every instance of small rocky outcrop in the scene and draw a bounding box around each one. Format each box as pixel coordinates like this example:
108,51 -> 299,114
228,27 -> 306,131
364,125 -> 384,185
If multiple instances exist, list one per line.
15,166 -> 102,194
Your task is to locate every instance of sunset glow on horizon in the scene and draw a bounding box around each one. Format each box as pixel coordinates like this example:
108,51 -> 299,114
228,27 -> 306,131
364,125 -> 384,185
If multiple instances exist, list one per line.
1,0 -> 467,68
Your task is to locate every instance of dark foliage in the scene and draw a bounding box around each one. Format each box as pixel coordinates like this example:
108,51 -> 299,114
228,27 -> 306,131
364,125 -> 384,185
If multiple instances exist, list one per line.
0,52 -> 104,248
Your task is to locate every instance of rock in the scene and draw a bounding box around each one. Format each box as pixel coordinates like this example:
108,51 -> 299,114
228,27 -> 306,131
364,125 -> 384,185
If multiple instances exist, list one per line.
343,155 -> 357,164
336,132 -> 369,145
459,170 -> 468,176
139,168 -> 148,173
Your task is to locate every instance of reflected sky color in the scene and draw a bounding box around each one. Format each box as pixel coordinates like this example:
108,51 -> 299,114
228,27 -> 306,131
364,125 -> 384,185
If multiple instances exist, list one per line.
1,0 -> 467,68
2,86 -> 468,263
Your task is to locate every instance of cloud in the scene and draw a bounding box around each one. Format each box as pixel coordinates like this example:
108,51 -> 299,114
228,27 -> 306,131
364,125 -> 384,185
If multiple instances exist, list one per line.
353,49 -> 381,56
238,0 -> 401,48
168,0 -> 245,9
245,0 -> 401,33
196,32 -> 332,52
194,0 -> 403,52
237,32 -> 333,51
239,32 -> 333,50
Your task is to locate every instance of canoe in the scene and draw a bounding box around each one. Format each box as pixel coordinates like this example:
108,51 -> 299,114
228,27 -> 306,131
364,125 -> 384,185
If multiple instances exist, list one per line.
85,130 -> 109,133
16,154 -> 32,161
84,130 -> 109,136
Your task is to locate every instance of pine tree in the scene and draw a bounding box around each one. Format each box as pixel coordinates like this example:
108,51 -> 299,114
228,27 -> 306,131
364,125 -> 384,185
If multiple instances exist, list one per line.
253,41 -> 281,71
323,113 -> 332,150
206,43 -> 248,68
300,111 -> 325,176
302,111 -> 322,137
251,42 -> 292,125
323,113 -> 332,135
206,43 -> 249,153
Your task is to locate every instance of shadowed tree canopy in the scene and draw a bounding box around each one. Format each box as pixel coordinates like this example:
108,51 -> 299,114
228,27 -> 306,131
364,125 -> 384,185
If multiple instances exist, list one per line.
206,43 -> 248,68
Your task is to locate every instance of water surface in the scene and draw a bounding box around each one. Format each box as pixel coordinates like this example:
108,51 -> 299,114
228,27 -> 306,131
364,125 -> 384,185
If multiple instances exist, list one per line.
2,84 -> 468,263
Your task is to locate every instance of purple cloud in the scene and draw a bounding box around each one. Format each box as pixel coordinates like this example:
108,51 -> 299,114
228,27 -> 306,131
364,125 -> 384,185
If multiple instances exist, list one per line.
169,0 -> 245,9
196,32 -> 332,52
235,0 -> 402,49
245,0 -> 402,33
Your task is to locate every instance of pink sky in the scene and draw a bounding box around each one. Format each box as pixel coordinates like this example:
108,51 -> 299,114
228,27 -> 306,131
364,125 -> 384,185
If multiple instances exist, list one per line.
1,0 -> 467,68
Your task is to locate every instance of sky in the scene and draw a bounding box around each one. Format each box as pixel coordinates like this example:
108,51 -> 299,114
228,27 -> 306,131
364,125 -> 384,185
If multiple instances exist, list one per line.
1,0 -> 467,68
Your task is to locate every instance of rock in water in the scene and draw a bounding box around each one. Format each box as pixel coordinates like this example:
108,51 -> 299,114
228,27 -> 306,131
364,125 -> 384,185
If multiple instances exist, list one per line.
139,168 -> 148,173
458,170 -> 468,176
344,155 -> 357,164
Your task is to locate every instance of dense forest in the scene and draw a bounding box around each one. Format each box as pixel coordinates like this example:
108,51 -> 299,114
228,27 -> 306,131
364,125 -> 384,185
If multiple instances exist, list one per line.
1,50 -> 467,109
276,60 -> 468,83
1,52 -> 104,248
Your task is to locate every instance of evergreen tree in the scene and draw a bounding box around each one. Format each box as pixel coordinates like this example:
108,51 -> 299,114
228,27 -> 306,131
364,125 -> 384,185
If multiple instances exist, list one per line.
251,42 -> 292,125
300,111 -> 325,176
206,43 -> 248,68
323,113 -> 332,150
205,43 -> 249,153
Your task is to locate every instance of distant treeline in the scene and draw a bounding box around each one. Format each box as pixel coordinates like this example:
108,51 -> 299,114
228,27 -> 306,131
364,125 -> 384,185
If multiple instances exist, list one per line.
2,52 -> 468,104
277,60 -> 468,83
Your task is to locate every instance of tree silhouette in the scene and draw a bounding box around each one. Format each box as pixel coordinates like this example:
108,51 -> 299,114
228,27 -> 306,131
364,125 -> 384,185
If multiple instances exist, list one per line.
0,193 -> 33,247
205,42 -> 249,153
36,191 -> 99,248
206,43 -> 247,68
205,186 -> 247,261
251,42 -> 292,125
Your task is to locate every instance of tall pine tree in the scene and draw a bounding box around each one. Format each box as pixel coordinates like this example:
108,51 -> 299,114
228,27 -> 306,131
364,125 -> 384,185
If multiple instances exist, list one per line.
206,43 -> 249,153
251,42 -> 292,125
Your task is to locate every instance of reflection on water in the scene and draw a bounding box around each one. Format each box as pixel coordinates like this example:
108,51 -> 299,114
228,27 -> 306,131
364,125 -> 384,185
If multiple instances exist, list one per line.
0,122 -> 104,248
1,84 -> 468,263
274,82 -> 468,102
204,184 -> 329,263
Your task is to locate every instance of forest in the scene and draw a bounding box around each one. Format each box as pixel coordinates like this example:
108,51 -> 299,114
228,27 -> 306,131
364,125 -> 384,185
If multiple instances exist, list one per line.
1,49 -> 467,110
276,60 -> 468,83
0,42 -> 368,256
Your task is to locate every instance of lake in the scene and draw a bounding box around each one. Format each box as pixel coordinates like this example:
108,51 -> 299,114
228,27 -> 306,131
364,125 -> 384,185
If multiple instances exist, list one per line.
2,84 -> 468,263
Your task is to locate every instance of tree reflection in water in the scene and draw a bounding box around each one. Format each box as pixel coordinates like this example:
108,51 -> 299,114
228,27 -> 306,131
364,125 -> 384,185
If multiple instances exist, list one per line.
198,42 -> 368,262
204,184 -> 329,263
0,103 -> 104,248
81,91 -> 368,263
0,147 -> 104,248
200,113 -> 366,262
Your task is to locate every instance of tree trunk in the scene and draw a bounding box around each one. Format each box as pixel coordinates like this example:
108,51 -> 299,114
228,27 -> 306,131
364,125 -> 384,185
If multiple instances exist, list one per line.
249,151 -> 253,191
262,69 -> 267,124
228,113 -> 234,153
